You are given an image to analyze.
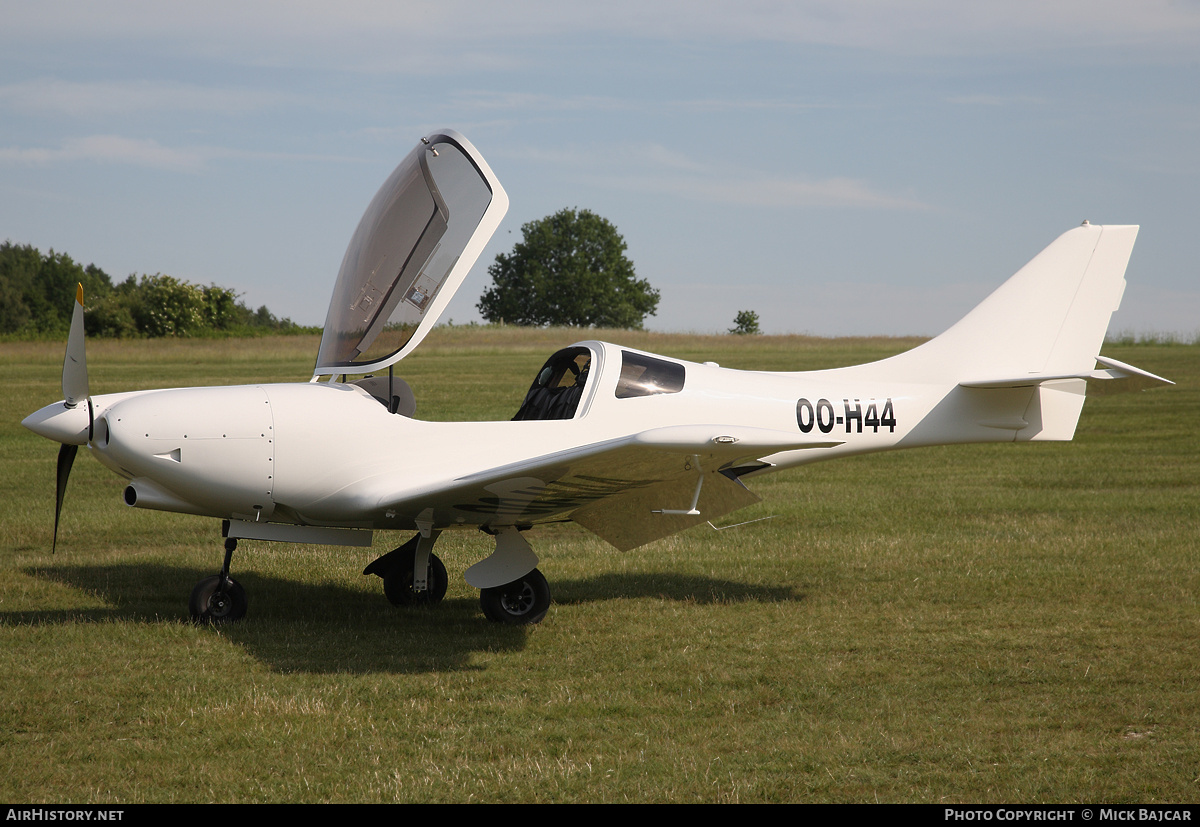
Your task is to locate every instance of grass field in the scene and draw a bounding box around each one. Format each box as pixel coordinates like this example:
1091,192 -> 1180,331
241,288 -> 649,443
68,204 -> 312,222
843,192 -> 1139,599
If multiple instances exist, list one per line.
1,328 -> 1196,803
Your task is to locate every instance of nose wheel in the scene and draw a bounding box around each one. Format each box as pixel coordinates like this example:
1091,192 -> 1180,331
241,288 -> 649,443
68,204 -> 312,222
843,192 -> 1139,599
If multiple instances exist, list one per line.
189,574 -> 247,622
190,538 -> 247,623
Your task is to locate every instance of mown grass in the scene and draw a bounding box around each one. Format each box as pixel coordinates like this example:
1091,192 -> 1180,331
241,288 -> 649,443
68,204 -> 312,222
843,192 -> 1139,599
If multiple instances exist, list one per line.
1,329 -> 1196,803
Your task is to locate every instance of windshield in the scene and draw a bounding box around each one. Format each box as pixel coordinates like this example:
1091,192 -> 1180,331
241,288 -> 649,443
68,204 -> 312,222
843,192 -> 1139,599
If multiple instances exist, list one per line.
314,131 -> 505,374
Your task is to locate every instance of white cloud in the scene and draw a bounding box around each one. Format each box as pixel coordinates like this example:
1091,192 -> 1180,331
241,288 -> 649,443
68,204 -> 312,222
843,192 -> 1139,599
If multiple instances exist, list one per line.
945,94 -> 1048,108
0,135 -> 365,172
4,1 -> 1199,67
0,135 -> 206,172
508,141 -> 926,209
0,78 -> 299,116
449,91 -> 630,113
600,173 -> 927,209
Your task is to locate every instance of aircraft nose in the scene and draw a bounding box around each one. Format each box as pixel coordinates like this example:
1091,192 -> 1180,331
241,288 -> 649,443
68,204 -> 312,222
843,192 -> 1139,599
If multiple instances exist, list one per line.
22,401 -> 90,445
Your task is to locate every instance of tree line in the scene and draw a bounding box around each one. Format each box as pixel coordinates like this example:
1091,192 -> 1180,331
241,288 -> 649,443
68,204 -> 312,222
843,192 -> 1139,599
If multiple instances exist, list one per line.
0,242 -> 312,338
6,208 -> 755,339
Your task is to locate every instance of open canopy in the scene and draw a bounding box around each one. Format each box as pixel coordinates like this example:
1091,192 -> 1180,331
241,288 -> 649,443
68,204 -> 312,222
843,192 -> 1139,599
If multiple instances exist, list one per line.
313,130 -> 508,377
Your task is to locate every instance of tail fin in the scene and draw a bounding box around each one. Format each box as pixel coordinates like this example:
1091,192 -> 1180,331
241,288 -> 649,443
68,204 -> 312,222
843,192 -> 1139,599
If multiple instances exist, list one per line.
865,223 -> 1169,443
886,222 -> 1138,383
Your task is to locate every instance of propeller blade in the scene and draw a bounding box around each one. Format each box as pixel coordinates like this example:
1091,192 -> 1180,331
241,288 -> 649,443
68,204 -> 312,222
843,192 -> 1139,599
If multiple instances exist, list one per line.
63,283 -> 89,408
54,443 -> 78,553
52,285 -> 90,551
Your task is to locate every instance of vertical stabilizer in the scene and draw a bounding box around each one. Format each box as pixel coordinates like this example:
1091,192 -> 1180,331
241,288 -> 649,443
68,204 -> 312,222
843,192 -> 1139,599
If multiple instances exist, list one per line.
877,224 -> 1138,384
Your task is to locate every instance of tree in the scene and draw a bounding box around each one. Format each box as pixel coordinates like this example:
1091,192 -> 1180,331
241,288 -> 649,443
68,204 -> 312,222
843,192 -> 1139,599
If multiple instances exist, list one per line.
477,208 -> 659,329
729,310 -> 761,335
128,273 -> 207,337
0,242 -> 115,334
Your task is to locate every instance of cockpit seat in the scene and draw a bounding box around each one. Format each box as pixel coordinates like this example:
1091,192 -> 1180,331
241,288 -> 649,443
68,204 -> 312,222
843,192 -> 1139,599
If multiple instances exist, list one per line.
512,347 -> 591,421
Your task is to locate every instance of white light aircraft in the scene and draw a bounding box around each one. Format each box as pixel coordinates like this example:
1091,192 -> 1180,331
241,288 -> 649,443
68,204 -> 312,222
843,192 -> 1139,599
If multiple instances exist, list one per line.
23,129 -> 1172,625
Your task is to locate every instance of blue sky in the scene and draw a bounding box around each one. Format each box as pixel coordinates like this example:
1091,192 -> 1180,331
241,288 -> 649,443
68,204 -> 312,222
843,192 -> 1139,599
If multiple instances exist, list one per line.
2,1 -> 1198,337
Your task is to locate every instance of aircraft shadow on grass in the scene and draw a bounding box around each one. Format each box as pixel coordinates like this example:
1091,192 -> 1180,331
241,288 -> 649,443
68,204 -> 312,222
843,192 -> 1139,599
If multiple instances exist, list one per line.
10,563 -> 803,674
548,573 -> 803,607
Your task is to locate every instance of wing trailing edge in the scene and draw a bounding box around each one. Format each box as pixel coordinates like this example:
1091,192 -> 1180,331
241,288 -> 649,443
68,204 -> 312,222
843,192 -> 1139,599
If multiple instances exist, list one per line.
356,425 -> 840,549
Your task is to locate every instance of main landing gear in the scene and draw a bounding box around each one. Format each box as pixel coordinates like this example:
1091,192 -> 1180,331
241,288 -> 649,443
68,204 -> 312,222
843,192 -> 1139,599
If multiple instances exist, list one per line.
364,527 -> 551,625
479,568 -> 551,625
191,527 -> 551,625
189,537 -> 248,623
362,534 -> 448,606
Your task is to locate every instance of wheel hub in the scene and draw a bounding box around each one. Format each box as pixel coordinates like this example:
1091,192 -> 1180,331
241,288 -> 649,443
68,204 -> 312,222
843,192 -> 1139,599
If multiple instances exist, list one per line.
208,592 -> 231,617
500,583 -> 535,616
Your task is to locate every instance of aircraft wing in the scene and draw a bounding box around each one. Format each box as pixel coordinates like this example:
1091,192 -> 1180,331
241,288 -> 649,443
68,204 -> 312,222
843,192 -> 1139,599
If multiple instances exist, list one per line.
373,425 -> 841,551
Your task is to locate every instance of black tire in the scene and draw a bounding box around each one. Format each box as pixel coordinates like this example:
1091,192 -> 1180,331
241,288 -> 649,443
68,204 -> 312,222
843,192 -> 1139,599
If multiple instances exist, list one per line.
479,568 -> 550,625
189,575 -> 247,623
383,550 -> 448,606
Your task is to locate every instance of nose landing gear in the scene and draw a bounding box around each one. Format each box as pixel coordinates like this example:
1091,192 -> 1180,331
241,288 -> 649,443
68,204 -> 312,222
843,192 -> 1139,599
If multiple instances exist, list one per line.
190,537 -> 248,623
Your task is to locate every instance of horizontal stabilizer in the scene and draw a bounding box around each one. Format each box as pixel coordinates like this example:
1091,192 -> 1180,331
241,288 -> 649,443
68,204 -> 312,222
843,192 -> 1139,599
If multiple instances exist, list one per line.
961,373 -> 1090,389
1088,356 -> 1174,394
960,356 -> 1172,394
